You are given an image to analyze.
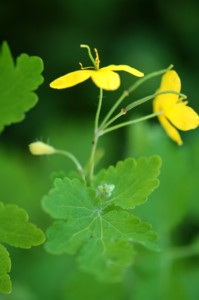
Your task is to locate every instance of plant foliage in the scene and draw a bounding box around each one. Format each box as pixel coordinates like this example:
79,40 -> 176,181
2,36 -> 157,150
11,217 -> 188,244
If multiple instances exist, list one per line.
0,41 -> 43,132
42,156 -> 161,281
0,42 -> 45,294
0,202 -> 45,294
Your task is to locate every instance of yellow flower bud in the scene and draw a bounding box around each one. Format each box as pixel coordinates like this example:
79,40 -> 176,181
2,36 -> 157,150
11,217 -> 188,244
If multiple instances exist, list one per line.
29,141 -> 55,155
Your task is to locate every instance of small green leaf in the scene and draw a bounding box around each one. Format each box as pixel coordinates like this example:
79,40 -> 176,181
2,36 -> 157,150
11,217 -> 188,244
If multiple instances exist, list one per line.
94,156 -> 161,209
0,41 -> 43,132
0,244 -> 11,294
43,158 -> 159,281
0,202 -> 45,248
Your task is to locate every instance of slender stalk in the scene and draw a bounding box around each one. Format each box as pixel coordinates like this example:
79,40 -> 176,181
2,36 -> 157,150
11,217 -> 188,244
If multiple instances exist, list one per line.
88,88 -> 103,183
168,244 -> 199,260
100,111 -> 162,136
101,109 -> 127,130
94,88 -> 103,131
102,92 -> 162,130
101,90 -> 186,131
99,64 -> 173,129
55,149 -> 85,181
128,64 -> 173,94
100,90 -> 129,129
126,90 -> 187,111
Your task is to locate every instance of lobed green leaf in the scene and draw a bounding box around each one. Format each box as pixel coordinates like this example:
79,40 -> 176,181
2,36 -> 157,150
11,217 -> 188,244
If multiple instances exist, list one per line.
44,208 -> 157,281
0,41 -> 43,132
127,121 -> 196,233
0,202 -> 45,248
42,177 -> 95,220
0,244 -> 11,294
93,156 -> 161,209
43,157 -> 160,281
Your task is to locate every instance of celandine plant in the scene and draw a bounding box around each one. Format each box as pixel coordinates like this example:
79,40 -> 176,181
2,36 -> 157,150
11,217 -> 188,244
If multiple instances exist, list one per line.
29,45 -> 199,281
0,41 -> 45,294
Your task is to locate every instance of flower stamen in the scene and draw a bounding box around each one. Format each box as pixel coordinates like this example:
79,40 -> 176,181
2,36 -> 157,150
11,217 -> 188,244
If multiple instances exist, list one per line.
79,62 -> 94,70
94,48 -> 100,69
50,44 -> 144,91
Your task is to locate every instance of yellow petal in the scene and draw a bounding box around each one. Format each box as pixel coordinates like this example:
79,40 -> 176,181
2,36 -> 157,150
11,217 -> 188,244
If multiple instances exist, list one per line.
101,64 -> 144,77
158,114 -> 183,145
160,70 -> 181,92
155,70 -> 181,111
166,102 -> 199,131
154,89 -> 179,112
153,90 -> 162,113
50,70 -> 92,89
91,69 -> 120,90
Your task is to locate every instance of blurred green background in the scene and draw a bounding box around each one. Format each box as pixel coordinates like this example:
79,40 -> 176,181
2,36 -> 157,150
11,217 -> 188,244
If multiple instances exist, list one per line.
1,0 -> 199,146
0,0 -> 199,299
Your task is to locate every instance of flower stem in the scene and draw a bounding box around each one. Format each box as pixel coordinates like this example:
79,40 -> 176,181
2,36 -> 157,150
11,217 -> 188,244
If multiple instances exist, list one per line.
99,64 -> 173,129
55,149 -> 85,181
99,90 -> 129,129
94,88 -> 103,131
169,243 -> 199,260
126,90 -> 187,112
128,64 -> 173,94
100,111 -> 162,136
88,88 -> 103,183
102,108 -> 127,130
101,90 -> 186,131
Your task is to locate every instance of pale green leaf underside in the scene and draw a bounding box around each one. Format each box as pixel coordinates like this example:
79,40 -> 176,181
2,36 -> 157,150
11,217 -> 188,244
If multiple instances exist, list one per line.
0,244 -> 11,294
0,41 -> 43,132
45,210 -> 157,281
0,202 -> 45,248
43,157 -> 161,281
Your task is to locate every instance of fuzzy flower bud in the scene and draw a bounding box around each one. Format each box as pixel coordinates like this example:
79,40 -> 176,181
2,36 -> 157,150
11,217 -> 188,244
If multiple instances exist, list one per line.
29,141 -> 55,155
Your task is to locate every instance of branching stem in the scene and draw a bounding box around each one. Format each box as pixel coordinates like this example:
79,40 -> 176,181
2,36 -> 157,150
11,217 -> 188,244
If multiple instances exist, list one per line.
88,88 -> 103,183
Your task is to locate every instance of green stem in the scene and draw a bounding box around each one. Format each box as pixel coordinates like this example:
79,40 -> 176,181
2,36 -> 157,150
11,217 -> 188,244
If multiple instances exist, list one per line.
102,109 -> 127,130
126,90 -> 187,111
94,88 -> 103,131
88,88 -> 103,183
100,111 -> 162,136
55,149 -> 85,180
128,64 -> 173,94
99,64 -> 173,129
100,90 -> 129,129
168,244 -> 199,260
101,90 -> 186,131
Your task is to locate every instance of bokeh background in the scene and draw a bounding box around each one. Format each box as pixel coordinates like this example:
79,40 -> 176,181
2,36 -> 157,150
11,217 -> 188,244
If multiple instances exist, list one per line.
1,0 -> 199,148
0,0 -> 199,299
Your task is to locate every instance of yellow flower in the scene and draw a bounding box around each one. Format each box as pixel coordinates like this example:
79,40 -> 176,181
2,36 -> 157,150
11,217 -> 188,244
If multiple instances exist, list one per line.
29,141 -> 55,155
50,46 -> 144,91
153,70 -> 199,145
